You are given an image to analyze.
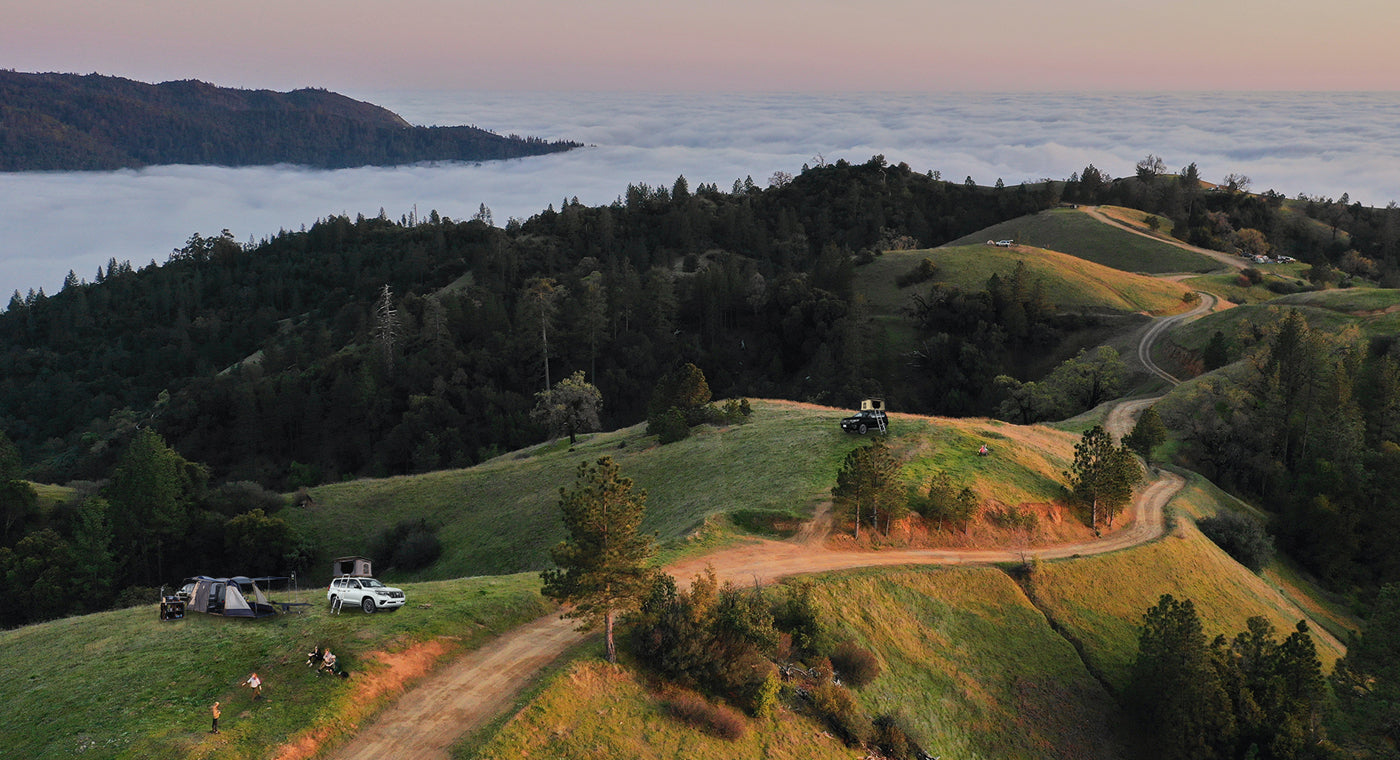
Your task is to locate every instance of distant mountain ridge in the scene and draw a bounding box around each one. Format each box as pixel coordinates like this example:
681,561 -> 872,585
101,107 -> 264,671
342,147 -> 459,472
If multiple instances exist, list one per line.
0,70 -> 581,170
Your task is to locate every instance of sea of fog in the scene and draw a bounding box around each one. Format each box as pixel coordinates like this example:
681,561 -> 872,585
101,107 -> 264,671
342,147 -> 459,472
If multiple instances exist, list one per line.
2,91 -> 1397,297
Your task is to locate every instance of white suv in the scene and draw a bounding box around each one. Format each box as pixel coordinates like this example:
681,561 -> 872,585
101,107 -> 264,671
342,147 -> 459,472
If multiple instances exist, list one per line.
327,576 -> 406,613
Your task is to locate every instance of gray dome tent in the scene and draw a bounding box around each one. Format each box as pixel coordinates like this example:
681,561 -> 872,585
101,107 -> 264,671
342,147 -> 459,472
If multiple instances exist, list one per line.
185,576 -> 283,618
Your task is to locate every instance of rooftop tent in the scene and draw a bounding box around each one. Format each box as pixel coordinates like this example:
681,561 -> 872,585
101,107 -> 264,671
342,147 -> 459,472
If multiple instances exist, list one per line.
332,556 -> 372,577
185,575 -> 283,618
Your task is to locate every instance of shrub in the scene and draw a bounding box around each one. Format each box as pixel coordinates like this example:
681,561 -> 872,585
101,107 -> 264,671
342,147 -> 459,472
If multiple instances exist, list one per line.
392,529 -> 442,571
663,690 -> 747,740
1198,512 -> 1274,572
205,480 -> 287,517
752,671 -> 782,719
647,407 -> 690,444
873,714 -> 922,760
987,503 -> 1037,531
830,640 -> 882,688
895,258 -> 939,288
367,518 -> 441,572
808,681 -> 870,746
1241,267 -> 1264,285
114,586 -> 161,609
729,508 -> 801,537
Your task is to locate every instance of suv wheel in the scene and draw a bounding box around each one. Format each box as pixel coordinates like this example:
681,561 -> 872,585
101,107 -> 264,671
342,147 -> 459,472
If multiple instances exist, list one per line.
362,597 -> 376,613
858,423 -> 868,434
329,594 -> 338,608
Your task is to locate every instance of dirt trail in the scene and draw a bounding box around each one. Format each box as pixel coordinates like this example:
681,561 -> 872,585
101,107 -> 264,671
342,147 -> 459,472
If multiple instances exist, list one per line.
319,287 -> 1222,760
1080,205 -> 1246,271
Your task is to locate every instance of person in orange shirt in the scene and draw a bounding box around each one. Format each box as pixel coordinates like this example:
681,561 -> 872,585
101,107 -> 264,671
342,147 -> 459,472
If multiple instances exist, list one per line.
210,701 -> 221,733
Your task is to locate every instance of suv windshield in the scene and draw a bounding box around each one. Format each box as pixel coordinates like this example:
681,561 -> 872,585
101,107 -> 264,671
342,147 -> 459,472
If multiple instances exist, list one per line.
361,578 -> 386,588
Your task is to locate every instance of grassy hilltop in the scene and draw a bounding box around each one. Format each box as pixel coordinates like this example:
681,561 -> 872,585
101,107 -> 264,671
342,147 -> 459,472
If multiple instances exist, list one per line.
291,400 -> 1082,580
947,208 -> 1218,274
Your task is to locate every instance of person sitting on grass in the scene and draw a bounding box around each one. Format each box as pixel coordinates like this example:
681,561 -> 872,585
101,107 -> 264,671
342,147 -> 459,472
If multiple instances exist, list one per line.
319,649 -> 337,676
306,644 -> 323,667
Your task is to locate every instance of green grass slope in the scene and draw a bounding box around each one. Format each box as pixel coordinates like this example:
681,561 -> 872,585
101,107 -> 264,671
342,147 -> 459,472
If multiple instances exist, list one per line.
948,208 -> 1217,274
0,574 -> 549,760
859,245 -> 1192,317
472,566 -> 1120,760
292,401 -> 1082,581
474,500 -> 1346,760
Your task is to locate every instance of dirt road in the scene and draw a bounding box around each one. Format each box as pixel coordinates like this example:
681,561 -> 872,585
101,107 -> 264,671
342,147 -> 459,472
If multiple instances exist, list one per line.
1136,291 -> 1217,384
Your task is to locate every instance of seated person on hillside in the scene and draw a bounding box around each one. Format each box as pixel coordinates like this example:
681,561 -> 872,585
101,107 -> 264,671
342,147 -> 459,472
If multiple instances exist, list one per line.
306,645 -> 323,667
319,649 -> 337,675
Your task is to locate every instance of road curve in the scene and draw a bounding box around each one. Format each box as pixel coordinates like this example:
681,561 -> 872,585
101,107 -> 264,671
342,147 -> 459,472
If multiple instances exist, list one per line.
1138,291 -> 1217,384
322,292 -> 1216,760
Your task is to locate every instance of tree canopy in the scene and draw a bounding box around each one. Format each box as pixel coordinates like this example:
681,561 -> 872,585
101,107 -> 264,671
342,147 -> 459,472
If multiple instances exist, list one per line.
541,456 -> 656,662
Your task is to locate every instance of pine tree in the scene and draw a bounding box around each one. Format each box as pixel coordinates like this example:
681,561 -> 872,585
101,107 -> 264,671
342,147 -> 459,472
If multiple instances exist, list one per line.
1065,425 -> 1141,529
1129,595 -> 1236,759
541,456 -> 656,663
1125,406 -> 1169,465
834,440 -> 903,538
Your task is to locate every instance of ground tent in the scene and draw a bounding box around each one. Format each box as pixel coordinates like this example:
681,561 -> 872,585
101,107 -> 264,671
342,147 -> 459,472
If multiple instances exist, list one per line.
185,575 -> 284,618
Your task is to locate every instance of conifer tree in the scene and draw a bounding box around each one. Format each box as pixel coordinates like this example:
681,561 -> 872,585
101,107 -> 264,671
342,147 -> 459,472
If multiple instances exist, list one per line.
1125,406 -> 1168,465
541,456 -> 656,663
1065,425 -> 1140,529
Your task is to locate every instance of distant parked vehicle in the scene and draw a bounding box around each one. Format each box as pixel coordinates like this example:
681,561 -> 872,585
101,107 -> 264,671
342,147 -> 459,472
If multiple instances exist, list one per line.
995,239 -> 1014,247
841,398 -> 888,435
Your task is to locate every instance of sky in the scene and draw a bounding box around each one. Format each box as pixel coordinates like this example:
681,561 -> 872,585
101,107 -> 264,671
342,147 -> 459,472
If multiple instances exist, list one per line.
4,0 -> 1399,92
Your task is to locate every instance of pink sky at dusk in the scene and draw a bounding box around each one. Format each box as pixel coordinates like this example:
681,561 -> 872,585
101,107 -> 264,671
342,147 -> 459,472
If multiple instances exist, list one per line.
3,0 -> 1398,92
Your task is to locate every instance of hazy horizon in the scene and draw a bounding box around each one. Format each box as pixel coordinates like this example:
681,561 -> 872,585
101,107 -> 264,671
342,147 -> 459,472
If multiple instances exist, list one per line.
2,90 -> 1397,299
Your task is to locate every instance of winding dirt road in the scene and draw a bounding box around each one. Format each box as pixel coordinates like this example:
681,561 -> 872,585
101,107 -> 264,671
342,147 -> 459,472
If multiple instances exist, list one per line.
324,283 -> 1222,760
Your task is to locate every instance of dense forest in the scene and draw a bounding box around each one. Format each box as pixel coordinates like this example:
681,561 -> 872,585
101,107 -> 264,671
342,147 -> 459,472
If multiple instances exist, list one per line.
0,157 -> 1057,489
0,70 -> 580,170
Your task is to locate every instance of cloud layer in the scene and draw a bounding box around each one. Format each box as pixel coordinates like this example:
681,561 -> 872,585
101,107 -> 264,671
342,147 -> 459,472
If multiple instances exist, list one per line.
3,91 -> 1397,297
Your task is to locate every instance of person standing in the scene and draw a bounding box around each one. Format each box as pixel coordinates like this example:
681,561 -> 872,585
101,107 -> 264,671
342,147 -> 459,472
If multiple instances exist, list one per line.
244,672 -> 263,699
210,701 -> 221,733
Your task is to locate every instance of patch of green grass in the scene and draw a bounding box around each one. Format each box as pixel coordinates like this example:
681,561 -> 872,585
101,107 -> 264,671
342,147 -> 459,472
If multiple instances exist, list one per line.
1026,516 -> 1348,692
292,403 -> 1080,583
1096,205 -> 1175,237
0,574 -> 550,760
859,245 -> 1192,317
1271,287 -> 1400,313
292,402 -> 856,580
1164,303 -> 1356,356
469,658 -> 857,760
1180,272 -> 1305,305
808,566 -> 1122,760
948,208 -> 1217,274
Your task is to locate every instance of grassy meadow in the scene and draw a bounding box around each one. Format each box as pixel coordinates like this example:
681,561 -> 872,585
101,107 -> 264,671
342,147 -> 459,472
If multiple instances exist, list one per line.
290,401 -> 1083,582
947,208 -> 1217,273
0,574 -> 550,760
858,245 -> 1193,317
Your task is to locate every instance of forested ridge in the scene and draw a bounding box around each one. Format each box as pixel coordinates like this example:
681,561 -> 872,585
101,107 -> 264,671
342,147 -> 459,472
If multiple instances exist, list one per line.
0,157 -> 1057,489
0,70 -> 579,170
